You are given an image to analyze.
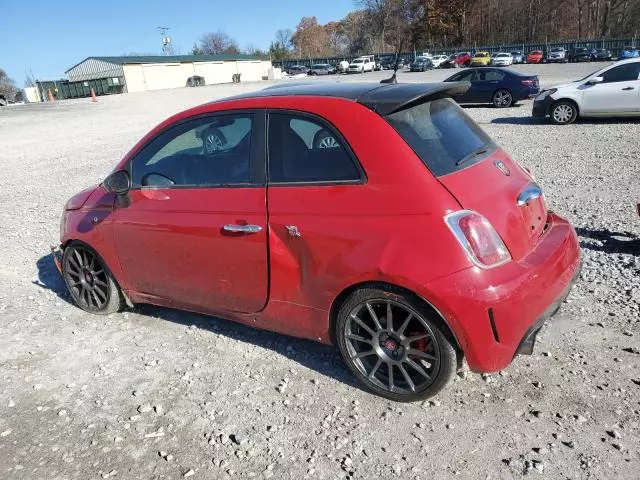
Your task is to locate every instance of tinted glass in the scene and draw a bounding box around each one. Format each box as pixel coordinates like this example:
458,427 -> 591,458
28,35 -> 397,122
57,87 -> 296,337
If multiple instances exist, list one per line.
477,70 -> 504,81
268,113 -> 361,183
132,115 -> 253,187
601,63 -> 640,83
385,98 -> 494,177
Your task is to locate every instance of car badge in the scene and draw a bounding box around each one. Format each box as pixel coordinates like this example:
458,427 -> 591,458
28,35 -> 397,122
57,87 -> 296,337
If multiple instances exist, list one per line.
494,160 -> 511,176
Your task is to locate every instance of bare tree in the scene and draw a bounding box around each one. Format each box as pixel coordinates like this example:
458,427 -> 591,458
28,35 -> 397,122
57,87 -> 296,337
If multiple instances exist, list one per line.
199,31 -> 240,55
0,68 -> 17,102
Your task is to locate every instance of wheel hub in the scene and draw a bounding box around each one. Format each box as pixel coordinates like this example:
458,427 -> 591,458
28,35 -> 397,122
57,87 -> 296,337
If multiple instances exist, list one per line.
82,268 -> 94,285
377,332 -> 406,359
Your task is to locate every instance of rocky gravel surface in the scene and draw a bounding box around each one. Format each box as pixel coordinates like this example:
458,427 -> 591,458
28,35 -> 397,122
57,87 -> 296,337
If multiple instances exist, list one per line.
1,63 -> 639,479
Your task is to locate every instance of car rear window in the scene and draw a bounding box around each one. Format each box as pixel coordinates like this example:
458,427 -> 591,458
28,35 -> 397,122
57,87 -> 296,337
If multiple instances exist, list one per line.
385,98 -> 494,177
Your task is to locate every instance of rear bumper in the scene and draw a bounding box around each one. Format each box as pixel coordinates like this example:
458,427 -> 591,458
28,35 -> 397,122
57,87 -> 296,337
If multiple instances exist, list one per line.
423,212 -> 581,372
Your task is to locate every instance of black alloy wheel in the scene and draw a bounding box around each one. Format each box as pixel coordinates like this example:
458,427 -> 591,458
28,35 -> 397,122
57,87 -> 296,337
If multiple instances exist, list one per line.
62,243 -> 122,314
336,288 -> 457,402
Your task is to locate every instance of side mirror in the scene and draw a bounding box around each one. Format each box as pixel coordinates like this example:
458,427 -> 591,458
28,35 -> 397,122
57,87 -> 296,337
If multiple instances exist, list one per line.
587,76 -> 604,85
104,170 -> 131,195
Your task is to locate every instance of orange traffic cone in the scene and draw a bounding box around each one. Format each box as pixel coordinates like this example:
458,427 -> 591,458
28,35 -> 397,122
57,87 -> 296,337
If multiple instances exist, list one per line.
90,88 -> 97,103
47,89 -> 54,102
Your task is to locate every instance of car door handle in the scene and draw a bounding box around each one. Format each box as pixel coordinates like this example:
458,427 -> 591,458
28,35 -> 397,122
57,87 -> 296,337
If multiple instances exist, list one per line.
223,224 -> 263,234
622,87 -> 635,91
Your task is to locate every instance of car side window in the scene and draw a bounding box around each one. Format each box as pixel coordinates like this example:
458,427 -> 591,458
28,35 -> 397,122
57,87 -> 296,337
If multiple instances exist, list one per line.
478,70 -> 504,81
600,63 -> 640,83
268,112 -> 362,184
455,71 -> 475,82
130,114 -> 254,188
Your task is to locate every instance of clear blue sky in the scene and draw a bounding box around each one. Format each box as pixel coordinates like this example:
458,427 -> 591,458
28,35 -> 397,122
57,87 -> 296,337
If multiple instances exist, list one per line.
1,0 -> 356,86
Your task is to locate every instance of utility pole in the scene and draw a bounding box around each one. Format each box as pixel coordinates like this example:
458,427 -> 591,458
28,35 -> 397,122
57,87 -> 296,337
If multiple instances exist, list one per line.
157,27 -> 174,55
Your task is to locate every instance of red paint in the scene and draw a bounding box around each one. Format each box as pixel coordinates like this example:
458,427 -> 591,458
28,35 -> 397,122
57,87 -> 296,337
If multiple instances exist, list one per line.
60,93 -> 581,372
527,51 -> 544,64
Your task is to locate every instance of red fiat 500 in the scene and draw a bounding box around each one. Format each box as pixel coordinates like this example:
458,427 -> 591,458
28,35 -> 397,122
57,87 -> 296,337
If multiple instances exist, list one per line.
54,82 -> 581,401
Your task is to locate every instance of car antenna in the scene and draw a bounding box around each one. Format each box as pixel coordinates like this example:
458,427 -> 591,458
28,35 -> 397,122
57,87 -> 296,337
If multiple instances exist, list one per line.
380,39 -> 404,84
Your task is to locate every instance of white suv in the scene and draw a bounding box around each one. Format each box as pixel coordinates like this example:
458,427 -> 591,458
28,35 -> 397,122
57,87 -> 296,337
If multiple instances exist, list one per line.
348,56 -> 375,73
533,58 -> 640,124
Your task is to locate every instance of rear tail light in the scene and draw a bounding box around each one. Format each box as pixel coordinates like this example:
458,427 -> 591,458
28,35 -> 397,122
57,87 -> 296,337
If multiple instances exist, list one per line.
521,79 -> 535,86
445,211 -> 511,268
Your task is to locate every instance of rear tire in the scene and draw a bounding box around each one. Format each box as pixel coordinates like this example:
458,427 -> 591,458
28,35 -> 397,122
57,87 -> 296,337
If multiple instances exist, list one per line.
62,242 -> 122,315
493,89 -> 513,108
550,100 -> 578,125
335,286 -> 457,402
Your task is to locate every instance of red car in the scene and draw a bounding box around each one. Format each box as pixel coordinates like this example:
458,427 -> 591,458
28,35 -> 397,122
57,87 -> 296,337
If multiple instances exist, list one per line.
455,52 -> 472,67
54,82 -> 581,401
527,51 -> 544,64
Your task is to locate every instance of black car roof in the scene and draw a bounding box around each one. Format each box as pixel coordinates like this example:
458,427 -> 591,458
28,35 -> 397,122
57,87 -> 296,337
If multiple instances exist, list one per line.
220,81 -> 470,115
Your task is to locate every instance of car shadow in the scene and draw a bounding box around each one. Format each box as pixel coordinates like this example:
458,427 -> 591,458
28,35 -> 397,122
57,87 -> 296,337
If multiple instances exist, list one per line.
575,227 -> 640,255
34,253 -> 74,304
491,116 -> 544,125
34,252 -> 364,393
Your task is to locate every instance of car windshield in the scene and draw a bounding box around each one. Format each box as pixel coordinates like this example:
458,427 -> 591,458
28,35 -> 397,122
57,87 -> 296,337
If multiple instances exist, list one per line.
312,64 -> 326,68
497,53 -> 510,57
551,48 -> 563,52
511,51 -> 521,55
476,53 -> 489,57
531,51 -> 542,55
352,59 -> 363,64
575,48 -> 588,53
385,98 -> 494,177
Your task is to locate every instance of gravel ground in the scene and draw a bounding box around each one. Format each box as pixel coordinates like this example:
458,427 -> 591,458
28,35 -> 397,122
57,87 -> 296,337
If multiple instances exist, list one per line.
1,62 -> 639,480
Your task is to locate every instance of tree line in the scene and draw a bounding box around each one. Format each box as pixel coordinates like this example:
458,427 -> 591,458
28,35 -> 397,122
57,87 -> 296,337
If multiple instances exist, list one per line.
191,0 -> 640,61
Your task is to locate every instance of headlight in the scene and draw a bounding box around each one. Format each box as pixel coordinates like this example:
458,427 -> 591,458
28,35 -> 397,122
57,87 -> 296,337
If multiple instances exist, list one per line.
535,88 -> 557,101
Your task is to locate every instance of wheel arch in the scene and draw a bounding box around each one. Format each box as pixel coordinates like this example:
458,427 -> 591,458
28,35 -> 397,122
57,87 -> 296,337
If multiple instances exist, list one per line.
61,238 -> 133,307
328,280 -> 463,359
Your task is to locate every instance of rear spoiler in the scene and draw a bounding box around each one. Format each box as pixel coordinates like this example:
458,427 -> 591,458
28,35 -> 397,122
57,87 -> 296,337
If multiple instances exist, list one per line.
357,82 -> 471,116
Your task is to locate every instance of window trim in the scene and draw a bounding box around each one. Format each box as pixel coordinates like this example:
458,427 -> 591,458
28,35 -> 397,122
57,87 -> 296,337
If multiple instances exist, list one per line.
125,109 -> 266,190
266,109 -> 367,187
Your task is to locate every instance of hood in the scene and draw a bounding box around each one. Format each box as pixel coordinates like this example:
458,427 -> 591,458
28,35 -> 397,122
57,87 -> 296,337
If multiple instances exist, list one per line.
64,185 -> 99,210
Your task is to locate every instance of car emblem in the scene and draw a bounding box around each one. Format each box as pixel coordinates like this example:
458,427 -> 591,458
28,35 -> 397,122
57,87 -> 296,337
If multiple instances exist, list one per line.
384,339 -> 398,351
494,160 -> 511,176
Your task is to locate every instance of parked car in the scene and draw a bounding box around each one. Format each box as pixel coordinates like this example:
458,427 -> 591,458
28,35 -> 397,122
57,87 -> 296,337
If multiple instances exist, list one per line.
591,48 -> 612,61
470,51 -> 491,67
309,64 -> 335,75
348,56 -> 375,73
619,46 -> 639,60
0,94 -> 6,107
440,54 -> 460,69
547,47 -> 568,63
527,51 -> 544,64
533,58 -> 640,125
337,60 -> 350,73
431,54 -> 449,68
445,68 -> 540,107
286,65 -> 309,75
455,52 -> 472,67
568,47 -> 591,62
53,81 -> 581,402
511,51 -> 524,64
380,56 -> 404,70
491,52 -> 514,67
410,56 -> 433,72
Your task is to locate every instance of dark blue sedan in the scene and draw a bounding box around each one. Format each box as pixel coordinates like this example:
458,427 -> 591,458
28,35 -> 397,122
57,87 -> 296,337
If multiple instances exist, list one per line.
444,68 -> 540,107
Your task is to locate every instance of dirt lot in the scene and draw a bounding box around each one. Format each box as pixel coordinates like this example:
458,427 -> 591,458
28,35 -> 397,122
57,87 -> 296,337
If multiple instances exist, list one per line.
1,62 -> 639,480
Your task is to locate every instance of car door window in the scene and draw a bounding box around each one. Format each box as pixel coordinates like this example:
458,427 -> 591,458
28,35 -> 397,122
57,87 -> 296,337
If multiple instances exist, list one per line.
600,63 -> 640,83
268,113 -> 363,184
477,70 -> 504,81
455,71 -> 476,82
131,114 -> 255,187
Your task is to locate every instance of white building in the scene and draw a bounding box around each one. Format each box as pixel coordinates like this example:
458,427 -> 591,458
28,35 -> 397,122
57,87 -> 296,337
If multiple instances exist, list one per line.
65,55 -> 272,93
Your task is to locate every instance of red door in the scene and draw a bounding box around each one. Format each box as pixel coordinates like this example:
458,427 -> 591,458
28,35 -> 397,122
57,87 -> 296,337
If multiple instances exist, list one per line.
112,112 -> 268,314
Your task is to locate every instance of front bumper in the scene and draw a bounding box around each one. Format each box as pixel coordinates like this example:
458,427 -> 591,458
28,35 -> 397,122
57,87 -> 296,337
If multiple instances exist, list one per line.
423,212 -> 581,372
532,95 -> 554,117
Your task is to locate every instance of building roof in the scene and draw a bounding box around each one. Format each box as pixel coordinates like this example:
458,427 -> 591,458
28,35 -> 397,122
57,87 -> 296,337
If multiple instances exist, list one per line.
223,81 -> 470,115
66,54 -> 262,73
